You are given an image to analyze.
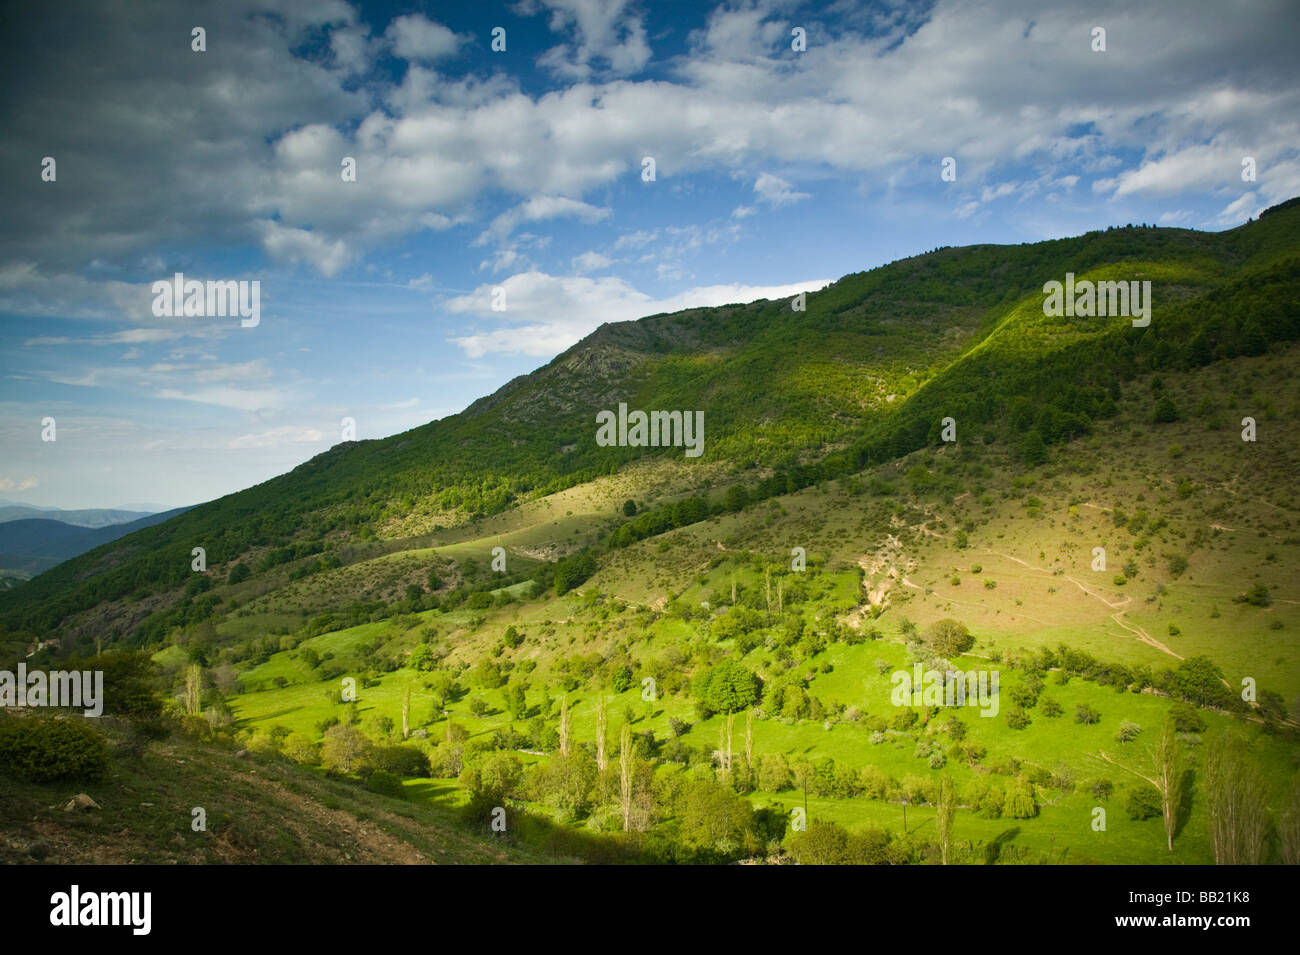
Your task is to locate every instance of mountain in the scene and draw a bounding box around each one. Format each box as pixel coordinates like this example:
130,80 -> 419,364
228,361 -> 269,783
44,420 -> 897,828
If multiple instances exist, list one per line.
0,508 -> 191,576
3,202 -> 1298,867
0,505 -> 155,528
1,201 -> 1297,650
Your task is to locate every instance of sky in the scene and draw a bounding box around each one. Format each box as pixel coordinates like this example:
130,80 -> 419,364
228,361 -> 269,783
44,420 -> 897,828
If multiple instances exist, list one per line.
1,0 -> 1298,509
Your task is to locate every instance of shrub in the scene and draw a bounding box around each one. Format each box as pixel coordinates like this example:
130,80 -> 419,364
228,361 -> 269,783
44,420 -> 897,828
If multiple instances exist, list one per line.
1115,720 -> 1142,743
924,618 -> 974,657
366,769 -> 406,799
1125,785 -> 1162,820
1006,708 -> 1031,730
1075,703 -> 1101,725
373,744 -> 431,777
0,716 -> 109,782
1170,703 -> 1205,733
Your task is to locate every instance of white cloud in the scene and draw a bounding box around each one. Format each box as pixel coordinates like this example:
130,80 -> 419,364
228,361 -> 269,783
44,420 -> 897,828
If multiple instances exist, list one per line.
257,221 -> 352,276
482,196 -> 611,242
1216,191 -> 1264,225
571,251 -> 612,272
753,172 -> 811,207
525,0 -> 652,79
385,15 -> 463,63
446,270 -> 834,357
155,386 -> 292,413
227,426 -> 326,450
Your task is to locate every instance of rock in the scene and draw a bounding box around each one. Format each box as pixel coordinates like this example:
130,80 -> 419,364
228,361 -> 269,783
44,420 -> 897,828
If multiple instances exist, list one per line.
139,802 -> 154,807
63,793 -> 100,812
27,841 -> 50,860
234,750 -> 248,759
411,729 -> 428,739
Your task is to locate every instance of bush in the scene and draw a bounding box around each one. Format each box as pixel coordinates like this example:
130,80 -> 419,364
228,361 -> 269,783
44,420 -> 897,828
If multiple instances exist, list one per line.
1235,582 -> 1271,607
1125,785 -> 1162,821
1090,779 -> 1114,801
924,619 -> 974,657
373,744 -> 431,777
0,716 -> 109,782
366,769 -> 406,799
1170,703 -> 1205,733
1006,708 -> 1032,730
1075,703 -> 1101,725
1115,720 -> 1142,743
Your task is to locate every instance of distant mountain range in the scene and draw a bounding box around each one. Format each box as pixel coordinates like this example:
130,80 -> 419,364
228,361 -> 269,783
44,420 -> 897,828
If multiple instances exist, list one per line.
0,507 -> 191,576
0,502 -> 159,528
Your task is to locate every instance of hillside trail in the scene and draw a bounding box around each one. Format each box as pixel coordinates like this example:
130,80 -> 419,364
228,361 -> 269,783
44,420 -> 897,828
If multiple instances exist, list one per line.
983,548 -> 1183,661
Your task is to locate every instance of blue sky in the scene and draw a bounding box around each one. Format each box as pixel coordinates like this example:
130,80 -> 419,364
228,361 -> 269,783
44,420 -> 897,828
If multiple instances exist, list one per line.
1,0 -> 1297,509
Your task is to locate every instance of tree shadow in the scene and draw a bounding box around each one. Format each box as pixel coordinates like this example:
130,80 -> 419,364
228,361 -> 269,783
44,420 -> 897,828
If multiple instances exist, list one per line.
1174,767 -> 1196,839
983,826 -> 1021,865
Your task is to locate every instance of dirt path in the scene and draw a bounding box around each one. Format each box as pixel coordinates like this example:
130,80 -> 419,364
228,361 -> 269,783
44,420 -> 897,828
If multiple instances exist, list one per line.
983,548 -> 1183,661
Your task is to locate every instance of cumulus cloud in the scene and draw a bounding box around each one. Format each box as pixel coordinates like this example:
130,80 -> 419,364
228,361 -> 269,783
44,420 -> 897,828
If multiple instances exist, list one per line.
445,270 -> 834,357
4,0 -> 1298,284
523,0 -> 652,79
385,14 -> 464,63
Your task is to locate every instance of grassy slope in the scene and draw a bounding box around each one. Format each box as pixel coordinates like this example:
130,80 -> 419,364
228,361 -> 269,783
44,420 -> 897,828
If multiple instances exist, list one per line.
216,343 -> 1300,864
0,716 -> 566,865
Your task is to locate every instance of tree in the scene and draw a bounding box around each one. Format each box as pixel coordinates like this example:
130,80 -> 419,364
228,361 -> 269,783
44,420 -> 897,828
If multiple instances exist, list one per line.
1173,656 -> 1227,707
757,752 -> 793,791
677,778 -> 756,855
1153,395 -> 1179,423
1205,732 -> 1270,864
924,618 -> 973,657
503,679 -> 529,720
1020,429 -> 1047,466
184,663 -> 202,716
559,693 -> 570,756
693,660 -> 760,717
595,694 -> 608,772
428,670 -> 458,710
622,499 -> 637,517
1075,703 -> 1100,724
936,775 -> 957,864
1153,718 -> 1182,851
1280,777 -> 1300,866
744,710 -> 755,786
611,664 -> 633,694
619,723 -> 633,832
459,751 -> 523,818
321,724 -> 373,775
1004,777 -> 1037,819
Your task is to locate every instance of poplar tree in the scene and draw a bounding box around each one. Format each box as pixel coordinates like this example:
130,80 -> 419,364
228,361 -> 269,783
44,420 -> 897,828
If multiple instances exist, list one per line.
936,775 -> 956,865
619,723 -> 633,831
1206,732 -> 1270,864
595,694 -> 608,771
184,664 -> 202,716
